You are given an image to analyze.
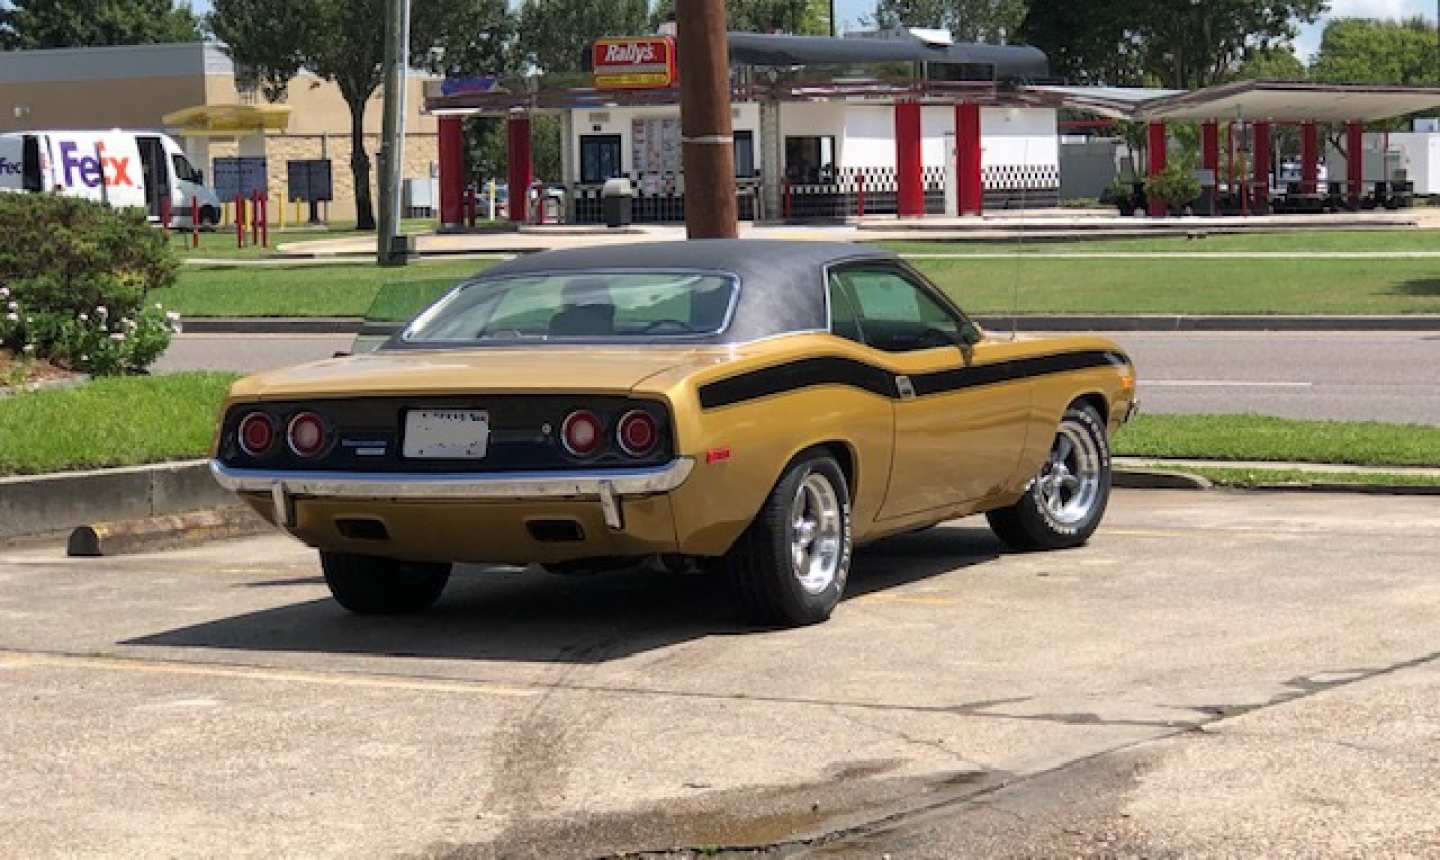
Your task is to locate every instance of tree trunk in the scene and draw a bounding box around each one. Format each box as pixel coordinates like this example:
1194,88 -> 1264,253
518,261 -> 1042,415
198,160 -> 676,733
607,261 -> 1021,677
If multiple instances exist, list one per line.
346,94 -> 376,231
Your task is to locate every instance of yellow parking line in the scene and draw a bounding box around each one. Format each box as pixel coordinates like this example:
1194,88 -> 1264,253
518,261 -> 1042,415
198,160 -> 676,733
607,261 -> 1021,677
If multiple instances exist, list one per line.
0,650 -> 538,698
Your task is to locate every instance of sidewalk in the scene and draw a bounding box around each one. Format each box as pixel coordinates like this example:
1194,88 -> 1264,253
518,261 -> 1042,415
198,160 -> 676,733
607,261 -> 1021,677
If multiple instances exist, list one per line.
1117,457 -> 1440,479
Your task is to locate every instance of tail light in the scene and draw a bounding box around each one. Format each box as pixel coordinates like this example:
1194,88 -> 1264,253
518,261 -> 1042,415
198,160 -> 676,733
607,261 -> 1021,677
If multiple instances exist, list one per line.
616,410 -> 659,457
561,410 -> 603,457
237,412 -> 276,457
287,412 -> 328,458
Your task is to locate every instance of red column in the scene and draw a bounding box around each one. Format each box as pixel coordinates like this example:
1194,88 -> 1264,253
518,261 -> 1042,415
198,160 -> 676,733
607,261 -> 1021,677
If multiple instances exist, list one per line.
1301,121 -> 1319,194
955,102 -> 983,215
894,101 -> 923,217
1146,120 -> 1167,216
1346,121 -> 1364,207
1252,121 -> 1272,211
506,115 -> 532,224
438,117 -> 465,229
1202,120 -> 1219,212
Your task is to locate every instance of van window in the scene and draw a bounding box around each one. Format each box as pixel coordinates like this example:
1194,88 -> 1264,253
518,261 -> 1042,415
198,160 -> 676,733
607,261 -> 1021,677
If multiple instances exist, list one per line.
172,153 -> 201,183
22,135 -> 42,192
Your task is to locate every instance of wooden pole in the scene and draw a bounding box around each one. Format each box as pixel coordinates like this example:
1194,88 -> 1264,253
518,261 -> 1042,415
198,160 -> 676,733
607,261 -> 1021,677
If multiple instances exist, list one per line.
675,0 -> 738,239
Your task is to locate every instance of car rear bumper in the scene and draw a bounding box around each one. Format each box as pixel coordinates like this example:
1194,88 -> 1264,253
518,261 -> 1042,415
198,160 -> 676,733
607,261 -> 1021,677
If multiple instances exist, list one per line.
210,458 -> 695,533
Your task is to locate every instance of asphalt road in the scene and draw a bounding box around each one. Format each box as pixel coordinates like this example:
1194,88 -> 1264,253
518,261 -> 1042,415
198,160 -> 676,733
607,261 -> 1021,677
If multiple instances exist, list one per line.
156,331 -> 1440,425
3,489 -> 1438,856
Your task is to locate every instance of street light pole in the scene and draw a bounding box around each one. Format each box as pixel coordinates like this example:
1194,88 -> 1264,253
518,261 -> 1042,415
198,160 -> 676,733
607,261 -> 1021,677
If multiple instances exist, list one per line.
675,0 -> 738,239
376,0 -> 410,266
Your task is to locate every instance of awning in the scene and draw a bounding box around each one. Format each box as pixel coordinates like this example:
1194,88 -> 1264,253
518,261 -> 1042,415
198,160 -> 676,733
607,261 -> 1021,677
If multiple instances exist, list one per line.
1028,80 -> 1440,124
161,104 -> 292,136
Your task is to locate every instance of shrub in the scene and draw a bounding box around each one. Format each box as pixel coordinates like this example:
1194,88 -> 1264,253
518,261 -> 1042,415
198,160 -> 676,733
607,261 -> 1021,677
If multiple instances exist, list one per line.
1144,164 -> 1203,211
0,195 -> 180,374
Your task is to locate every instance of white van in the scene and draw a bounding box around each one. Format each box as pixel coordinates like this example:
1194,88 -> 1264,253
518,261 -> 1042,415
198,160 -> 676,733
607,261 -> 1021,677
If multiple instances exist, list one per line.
0,129 -> 222,226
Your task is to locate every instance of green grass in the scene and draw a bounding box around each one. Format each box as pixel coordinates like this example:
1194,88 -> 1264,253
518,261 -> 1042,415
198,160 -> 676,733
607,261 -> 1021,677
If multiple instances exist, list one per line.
0,373 -> 239,476
156,259 -> 493,317
877,229 -> 1440,255
1114,414 -> 1440,468
912,257 -> 1440,315
1175,465 -> 1439,489
167,218 -> 442,260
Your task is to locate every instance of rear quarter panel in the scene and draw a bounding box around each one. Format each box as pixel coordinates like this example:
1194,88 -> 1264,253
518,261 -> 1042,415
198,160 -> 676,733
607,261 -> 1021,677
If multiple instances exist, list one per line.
1013,335 -> 1135,488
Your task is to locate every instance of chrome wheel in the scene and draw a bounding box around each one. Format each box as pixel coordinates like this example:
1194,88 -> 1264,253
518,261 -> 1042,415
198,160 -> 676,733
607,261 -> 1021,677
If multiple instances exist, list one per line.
1036,420 -> 1104,528
789,472 -> 844,595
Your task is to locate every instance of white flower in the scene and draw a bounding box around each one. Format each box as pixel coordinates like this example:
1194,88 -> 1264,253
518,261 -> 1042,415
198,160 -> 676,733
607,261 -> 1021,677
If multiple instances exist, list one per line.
5,313 -> 16,322
79,354 -> 88,362
95,306 -> 108,317
6,301 -> 16,311
78,313 -> 89,322
25,316 -> 32,324
0,287 -> 9,298
154,302 -> 164,310
109,332 -> 126,342
22,344 -> 35,355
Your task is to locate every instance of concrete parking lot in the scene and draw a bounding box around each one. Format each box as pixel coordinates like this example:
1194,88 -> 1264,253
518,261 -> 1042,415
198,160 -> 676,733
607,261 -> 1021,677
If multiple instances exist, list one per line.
2,488 -> 1438,857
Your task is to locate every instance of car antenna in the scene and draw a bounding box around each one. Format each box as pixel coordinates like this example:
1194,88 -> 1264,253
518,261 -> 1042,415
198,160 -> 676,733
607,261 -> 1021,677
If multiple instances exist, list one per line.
1010,136 -> 1031,342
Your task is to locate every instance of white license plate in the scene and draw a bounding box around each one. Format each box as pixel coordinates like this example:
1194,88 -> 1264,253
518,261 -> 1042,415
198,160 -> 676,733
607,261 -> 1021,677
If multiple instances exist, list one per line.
403,409 -> 490,459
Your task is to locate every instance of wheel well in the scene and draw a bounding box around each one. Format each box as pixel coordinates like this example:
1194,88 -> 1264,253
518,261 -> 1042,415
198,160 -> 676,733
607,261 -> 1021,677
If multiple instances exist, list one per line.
815,441 -> 857,497
1071,392 -> 1109,424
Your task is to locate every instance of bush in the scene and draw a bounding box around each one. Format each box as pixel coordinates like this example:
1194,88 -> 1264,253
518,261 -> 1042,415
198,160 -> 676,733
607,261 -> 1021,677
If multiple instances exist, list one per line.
1144,164 -> 1202,211
0,195 -> 180,374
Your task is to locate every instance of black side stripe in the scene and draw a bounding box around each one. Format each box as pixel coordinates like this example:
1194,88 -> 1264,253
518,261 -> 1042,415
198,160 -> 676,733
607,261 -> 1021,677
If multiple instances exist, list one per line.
698,350 -> 1128,409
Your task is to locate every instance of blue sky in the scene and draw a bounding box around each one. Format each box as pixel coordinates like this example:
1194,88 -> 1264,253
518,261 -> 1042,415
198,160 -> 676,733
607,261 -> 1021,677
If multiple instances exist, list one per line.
189,0 -> 1436,62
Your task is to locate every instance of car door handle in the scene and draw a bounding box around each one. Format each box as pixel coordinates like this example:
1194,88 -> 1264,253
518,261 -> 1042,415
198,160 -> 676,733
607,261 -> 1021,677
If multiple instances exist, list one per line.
895,375 -> 916,400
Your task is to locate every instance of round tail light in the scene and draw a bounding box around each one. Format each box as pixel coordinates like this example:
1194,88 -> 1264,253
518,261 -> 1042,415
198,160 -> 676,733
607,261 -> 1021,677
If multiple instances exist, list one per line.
616,410 -> 659,457
287,412 -> 328,458
237,412 -> 276,457
561,410 -> 603,457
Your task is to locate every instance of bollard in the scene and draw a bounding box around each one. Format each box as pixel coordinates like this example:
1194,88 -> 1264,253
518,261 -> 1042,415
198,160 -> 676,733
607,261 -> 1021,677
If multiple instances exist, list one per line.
783,181 -> 792,220
235,194 -> 246,248
160,195 -> 172,230
260,194 -> 269,247
856,174 -> 865,217
250,191 -> 260,247
191,197 -> 200,249
465,185 -> 476,228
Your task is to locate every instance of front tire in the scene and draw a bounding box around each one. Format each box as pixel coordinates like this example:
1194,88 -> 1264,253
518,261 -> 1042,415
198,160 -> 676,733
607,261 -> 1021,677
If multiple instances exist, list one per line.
320,551 -> 452,614
722,451 -> 852,627
988,404 -> 1111,551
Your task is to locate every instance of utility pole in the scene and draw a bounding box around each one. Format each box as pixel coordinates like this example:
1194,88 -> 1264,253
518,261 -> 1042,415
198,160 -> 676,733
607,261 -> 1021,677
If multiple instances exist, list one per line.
675,0 -> 738,239
376,0 -> 410,266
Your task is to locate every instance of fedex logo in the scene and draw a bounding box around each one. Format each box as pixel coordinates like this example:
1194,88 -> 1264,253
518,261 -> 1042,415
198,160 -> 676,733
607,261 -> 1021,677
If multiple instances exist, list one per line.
59,141 -> 134,189
0,157 -> 21,176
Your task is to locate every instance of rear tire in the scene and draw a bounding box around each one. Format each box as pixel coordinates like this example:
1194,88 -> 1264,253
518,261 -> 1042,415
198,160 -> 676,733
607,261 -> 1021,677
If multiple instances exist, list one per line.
721,451 -> 852,627
320,551 -> 451,614
988,404 -> 1111,551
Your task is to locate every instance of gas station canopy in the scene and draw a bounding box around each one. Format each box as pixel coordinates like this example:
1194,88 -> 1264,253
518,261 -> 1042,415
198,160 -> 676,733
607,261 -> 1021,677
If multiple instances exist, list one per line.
1028,80 -> 1440,124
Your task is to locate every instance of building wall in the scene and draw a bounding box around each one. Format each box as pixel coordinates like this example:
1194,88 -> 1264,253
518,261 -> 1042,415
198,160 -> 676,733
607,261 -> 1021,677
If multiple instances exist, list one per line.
566,103 -> 761,182
0,76 -> 206,133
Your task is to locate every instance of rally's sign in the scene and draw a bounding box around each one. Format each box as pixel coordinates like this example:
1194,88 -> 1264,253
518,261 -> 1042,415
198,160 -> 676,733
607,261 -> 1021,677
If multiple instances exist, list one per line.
592,37 -> 677,90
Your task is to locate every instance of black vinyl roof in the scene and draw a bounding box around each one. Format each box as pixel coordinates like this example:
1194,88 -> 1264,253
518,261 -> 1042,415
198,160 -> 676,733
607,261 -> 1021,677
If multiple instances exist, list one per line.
728,32 -> 1050,80
480,240 -> 895,343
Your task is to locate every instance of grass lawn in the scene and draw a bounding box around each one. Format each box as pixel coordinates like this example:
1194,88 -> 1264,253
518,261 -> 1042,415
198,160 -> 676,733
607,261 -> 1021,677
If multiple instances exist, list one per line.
1169,465 -> 1439,489
876,229 -> 1440,255
156,259 -> 493,317
911,256 -> 1440,315
1114,414 -> 1440,468
166,218 -> 444,260
0,373 -> 239,476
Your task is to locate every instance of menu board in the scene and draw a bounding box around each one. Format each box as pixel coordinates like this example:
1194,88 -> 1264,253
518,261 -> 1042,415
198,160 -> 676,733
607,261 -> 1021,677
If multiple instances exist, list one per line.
631,117 -> 682,176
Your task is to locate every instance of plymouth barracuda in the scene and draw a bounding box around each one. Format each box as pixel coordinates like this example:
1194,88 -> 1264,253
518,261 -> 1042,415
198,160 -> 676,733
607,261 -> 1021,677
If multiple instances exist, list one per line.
211,240 -> 1138,626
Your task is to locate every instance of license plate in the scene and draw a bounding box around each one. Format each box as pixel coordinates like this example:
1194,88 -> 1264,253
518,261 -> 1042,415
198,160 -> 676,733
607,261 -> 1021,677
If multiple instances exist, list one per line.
403,409 -> 489,459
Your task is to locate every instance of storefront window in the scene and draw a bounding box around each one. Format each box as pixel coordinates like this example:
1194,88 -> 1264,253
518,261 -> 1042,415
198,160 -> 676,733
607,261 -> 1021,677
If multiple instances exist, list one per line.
784,136 -> 836,184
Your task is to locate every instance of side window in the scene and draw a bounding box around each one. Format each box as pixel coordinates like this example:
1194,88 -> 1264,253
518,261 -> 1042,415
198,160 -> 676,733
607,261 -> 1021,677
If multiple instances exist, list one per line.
827,275 -> 865,344
832,267 -> 961,353
172,154 -> 197,183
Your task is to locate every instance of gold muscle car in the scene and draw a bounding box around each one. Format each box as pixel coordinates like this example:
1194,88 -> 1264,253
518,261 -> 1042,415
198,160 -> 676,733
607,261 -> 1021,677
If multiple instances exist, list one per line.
211,240 -> 1137,626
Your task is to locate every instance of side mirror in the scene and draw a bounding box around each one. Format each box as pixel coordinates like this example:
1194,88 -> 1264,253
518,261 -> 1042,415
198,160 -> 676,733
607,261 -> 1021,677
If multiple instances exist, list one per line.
959,320 -> 985,346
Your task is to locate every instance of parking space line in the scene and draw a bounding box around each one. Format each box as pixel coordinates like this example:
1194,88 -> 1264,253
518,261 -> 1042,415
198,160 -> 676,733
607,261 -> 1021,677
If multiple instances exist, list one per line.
0,649 -> 538,698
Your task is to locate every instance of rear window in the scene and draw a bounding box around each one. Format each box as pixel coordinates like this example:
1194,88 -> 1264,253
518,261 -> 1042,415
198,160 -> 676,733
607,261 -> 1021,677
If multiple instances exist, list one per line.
397,271 -> 738,345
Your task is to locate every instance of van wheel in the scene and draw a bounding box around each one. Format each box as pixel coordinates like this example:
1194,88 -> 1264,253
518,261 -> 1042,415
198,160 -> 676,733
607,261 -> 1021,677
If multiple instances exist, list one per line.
320,551 -> 451,614
988,404 -> 1111,551
722,451 -> 852,627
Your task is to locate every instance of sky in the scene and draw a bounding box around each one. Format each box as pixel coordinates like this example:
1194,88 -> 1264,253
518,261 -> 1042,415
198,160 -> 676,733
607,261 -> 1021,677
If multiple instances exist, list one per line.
187,0 -> 1437,63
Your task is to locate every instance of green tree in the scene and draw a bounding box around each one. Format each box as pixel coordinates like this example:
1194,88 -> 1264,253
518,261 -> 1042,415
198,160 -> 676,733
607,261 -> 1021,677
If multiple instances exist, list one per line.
0,0 -> 199,49
651,0 -> 828,36
1021,0 -> 1328,88
518,0 -> 649,74
868,0 -> 1028,44
1232,45 -> 1308,81
1310,17 -> 1440,86
209,0 -> 513,231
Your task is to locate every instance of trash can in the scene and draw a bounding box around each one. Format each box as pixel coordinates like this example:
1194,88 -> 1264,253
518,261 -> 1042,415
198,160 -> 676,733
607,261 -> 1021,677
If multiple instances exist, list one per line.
602,177 -> 634,228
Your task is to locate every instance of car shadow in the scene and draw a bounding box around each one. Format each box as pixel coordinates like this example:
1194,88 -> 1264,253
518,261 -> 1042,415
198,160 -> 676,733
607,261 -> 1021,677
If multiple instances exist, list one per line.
1392,278 -> 1440,297
122,523 -> 1005,664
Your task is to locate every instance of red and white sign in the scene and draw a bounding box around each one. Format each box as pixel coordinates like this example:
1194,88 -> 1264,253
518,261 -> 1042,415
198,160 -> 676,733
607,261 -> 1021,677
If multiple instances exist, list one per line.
592,36 -> 677,90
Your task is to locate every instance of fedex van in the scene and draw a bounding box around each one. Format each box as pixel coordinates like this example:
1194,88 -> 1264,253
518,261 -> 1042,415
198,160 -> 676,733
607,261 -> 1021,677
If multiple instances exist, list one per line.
0,130 -> 222,227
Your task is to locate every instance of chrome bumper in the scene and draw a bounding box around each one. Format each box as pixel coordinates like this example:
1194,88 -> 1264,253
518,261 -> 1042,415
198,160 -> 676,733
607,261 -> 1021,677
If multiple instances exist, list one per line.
209,458 -> 695,531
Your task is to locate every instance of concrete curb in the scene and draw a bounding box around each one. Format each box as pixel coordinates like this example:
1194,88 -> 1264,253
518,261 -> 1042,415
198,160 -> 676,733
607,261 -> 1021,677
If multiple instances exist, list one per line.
177,314 -> 1440,336
0,460 -> 231,540
1112,467 -> 1213,490
68,506 -> 275,557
